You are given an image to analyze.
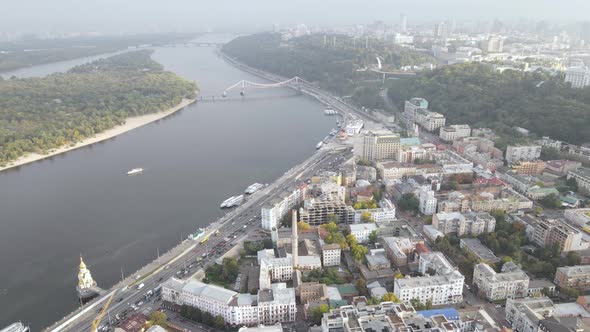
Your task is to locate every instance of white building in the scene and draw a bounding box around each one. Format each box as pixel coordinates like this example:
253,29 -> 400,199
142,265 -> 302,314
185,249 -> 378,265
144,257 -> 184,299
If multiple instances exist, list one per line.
394,33 -> 414,45
418,189 -> 437,216
395,252 -> 464,306
258,250 -> 293,283
321,243 -> 341,267
473,262 -> 529,301
349,223 -> 378,244
567,167 -> 590,192
261,186 -> 305,230
565,66 -> 590,88
439,125 -> 471,142
505,145 -> 542,164
257,283 -> 297,325
505,297 -> 555,332
163,278 -> 296,326
432,212 -> 496,236
345,120 -> 364,136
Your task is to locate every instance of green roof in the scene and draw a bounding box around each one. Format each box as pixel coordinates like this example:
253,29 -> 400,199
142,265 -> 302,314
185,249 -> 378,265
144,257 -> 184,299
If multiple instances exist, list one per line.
400,137 -> 421,146
335,284 -> 359,296
329,299 -> 349,308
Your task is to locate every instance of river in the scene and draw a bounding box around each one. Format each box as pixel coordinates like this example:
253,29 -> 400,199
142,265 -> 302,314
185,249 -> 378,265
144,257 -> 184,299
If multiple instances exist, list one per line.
0,35 -> 334,329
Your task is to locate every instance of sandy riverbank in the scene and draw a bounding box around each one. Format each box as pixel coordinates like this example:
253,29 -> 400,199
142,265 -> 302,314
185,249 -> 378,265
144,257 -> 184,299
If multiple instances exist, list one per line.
0,97 -> 196,173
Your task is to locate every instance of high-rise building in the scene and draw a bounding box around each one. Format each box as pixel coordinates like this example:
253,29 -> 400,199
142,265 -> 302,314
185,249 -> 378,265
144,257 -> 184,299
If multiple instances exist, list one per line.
434,22 -> 448,38
505,145 -> 542,163
400,14 -> 407,33
481,35 -> 504,53
355,130 -> 401,162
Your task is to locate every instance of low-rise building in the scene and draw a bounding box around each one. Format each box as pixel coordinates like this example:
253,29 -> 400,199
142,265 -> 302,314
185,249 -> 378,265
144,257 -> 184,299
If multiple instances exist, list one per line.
567,167 -> 590,192
376,161 -> 417,180
415,109 -> 446,132
505,297 -> 555,332
564,208 -> 590,228
345,120 -> 364,136
527,279 -> 556,297
349,223 -> 378,244
365,251 -> 391,271
473,262 -> 529,301
459,238 -> 499,263
545,159 -> 582,176
554,265 -> 590,291
432,211 -> 495,237
439,125 -> 471,142
511,161 -> 546,175
383,237 -> 417,267
505,145 -> 542,164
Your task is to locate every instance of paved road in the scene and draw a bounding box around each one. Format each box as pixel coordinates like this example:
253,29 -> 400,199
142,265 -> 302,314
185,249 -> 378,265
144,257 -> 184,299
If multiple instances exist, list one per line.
52,146 -> 351,332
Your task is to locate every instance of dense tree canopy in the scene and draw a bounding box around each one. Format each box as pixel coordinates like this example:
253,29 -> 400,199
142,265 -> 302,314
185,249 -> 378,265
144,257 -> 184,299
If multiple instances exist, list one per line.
0,50 -> 198,165
223,33 -> 434,96
386,63 -> 590,144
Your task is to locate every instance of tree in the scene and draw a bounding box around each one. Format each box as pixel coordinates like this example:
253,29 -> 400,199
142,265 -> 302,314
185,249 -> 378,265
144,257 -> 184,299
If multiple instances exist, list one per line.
560,286 -> 580,299
202,312 -> 213,326
368,231 -> 378,245
213,315 -> 225,329
351,244 -> 368,262
327,214 -> 339,224
398,193 -> 419,213
322,222 -> 339,233
565,251 -> 581,266
381,292 -> 400,303
222,257 -> 239,281
298,221 -> 311,230
310,304 -> 330,325
539,194 -> 562,209
346,234 -> 358,247
394,272 -> 404,279
149,311 -> 167,327
356,279 -> 368,296
361,211 -> 375,223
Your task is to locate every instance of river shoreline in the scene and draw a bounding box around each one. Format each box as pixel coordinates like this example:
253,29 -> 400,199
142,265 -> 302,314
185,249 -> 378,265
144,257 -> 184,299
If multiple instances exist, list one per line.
0,97 -> 196,173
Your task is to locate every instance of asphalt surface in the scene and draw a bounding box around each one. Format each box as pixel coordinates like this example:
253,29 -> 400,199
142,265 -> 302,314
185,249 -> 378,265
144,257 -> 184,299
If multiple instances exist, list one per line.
54,145 -> 352,332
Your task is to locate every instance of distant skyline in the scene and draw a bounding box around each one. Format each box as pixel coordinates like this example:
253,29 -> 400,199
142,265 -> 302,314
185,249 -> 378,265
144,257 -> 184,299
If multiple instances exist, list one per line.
2,0 -> 590,35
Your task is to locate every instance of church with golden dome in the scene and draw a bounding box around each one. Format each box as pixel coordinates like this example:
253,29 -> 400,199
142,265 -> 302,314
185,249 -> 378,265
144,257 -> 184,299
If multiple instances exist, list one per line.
76,256 -> 99,300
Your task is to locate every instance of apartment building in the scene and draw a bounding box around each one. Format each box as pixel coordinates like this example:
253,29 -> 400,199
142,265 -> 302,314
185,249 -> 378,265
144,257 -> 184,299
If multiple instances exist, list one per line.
545,159 -> 582,176
261,185 -> 306,230
258,250 -> 293,284
355,130 -> 401,162
418,189 -> 437,215
473,262 -> 529,301
460,238 -> 500,263
415,109 -> 446,132
403,97 -> 429,121
505,145 -> 542,163
531,217 -> 589,252
298,198 -> 355,226
439,125 -> 471,142
554,265 -> 590,291
383,237 -> 417,267
432,211 -> 496,236
565,66 -> 590,88
162,278 -> 296,326
394,252 -> 464,306
567,167 -> 590,192
505,297 -> 555,332
321,243 -> 341,267
397,143 -> 437,163
376,161 -> 417,180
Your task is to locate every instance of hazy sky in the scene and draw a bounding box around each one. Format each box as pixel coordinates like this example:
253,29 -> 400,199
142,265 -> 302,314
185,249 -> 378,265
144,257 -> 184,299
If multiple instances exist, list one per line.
3,0 -> 590,34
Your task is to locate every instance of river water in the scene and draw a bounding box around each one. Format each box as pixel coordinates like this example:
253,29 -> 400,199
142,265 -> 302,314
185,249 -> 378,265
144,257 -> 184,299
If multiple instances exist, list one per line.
0,35 -> 334,329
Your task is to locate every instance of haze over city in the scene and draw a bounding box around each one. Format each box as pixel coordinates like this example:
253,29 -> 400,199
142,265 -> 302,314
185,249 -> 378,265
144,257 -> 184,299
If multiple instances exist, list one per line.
2,0 -> 590,34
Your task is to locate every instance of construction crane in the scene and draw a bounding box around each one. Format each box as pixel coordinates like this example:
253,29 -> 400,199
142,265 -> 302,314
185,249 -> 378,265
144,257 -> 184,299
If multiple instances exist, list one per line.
91,290 -> 117,332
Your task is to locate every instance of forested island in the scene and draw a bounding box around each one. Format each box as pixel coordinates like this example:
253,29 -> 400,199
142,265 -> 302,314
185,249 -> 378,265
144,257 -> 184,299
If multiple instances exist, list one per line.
386,63 -> 590,145
0,33 -> 195,73
0,50 -> 198,166
222,33 -> 434,96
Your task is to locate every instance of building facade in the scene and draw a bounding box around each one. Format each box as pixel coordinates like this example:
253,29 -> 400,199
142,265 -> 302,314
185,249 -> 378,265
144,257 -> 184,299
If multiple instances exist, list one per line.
321,244 -> 341,267
554,265 -> 590,291
505,145 -> 542,163
473,262 -> 529,301
505,297 -> 555,332
439,125 -> 471,142
565,66 -> 590,88
357,130 -> 401,162
567,167 -> 590,192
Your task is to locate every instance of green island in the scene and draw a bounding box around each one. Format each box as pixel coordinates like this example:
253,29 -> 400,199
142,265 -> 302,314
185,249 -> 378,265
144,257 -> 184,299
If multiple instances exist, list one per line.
0,33 -> 195,73
386,63 -> 590,145
0,50 -> 198,166
222,32 -> 434,96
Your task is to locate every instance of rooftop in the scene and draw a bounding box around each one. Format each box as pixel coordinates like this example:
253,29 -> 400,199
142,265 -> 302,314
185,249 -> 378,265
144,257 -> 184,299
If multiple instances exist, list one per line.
460,238 -> 499,263
556,265 -> 590,276
182,280 -> 238,304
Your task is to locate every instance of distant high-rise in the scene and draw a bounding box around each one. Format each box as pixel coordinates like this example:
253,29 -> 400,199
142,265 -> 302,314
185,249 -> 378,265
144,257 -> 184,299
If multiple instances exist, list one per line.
400,14 -> 407,33
434,22 -> 448,38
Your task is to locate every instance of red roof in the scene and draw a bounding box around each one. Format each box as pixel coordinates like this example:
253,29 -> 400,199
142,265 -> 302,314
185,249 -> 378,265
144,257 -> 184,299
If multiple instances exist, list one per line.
473,177 -> 506,186
118,313 -> 147,332
415,242 -> 430,254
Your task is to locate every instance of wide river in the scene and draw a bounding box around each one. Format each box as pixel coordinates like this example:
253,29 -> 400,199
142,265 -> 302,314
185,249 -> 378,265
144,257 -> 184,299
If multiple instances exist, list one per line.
0,35 -> 334,329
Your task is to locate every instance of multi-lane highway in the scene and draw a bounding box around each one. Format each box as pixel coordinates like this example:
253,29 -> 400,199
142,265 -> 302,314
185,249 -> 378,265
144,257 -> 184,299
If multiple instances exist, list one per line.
49,144 -> 351,332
